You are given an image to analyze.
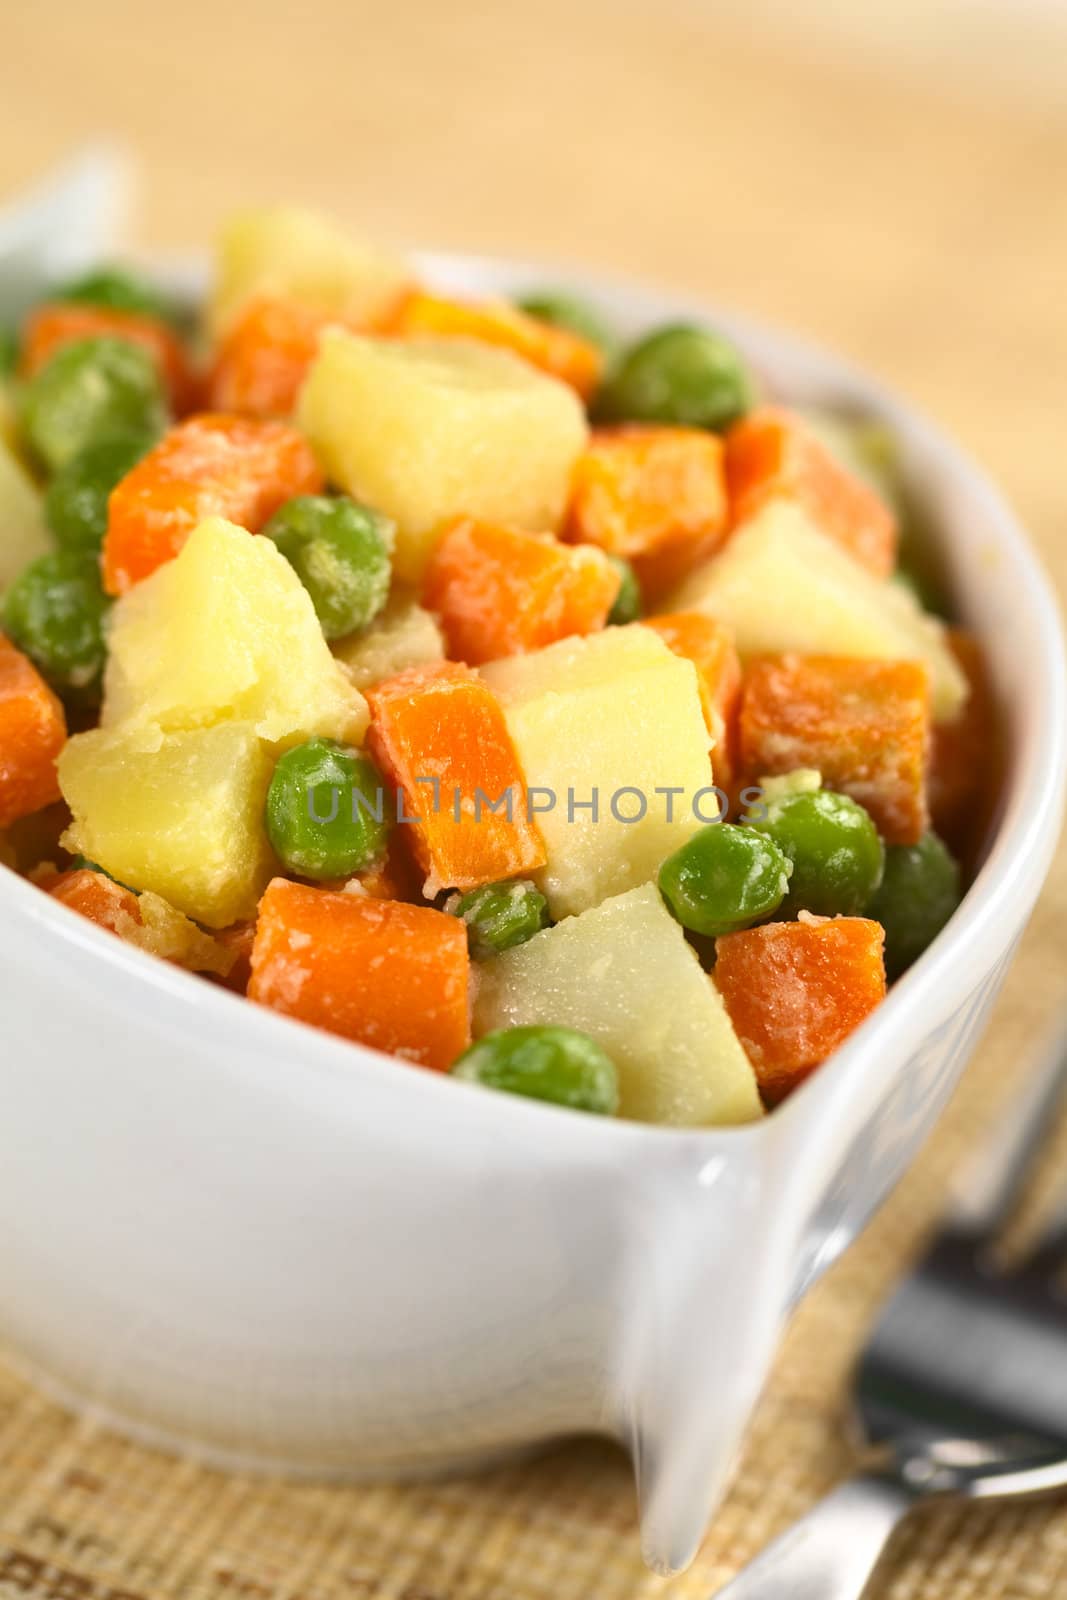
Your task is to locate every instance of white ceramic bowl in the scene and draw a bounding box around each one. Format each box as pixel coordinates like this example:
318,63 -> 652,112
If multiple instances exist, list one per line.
1,254 -> 1064,1576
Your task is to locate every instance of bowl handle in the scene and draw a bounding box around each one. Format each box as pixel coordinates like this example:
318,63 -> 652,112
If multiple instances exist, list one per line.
613,1139 -> 804,1575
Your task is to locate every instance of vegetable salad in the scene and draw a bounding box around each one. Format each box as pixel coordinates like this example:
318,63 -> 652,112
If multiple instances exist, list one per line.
0,206 -> 990,1124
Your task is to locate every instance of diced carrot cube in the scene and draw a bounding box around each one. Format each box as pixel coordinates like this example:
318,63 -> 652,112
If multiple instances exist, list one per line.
20,302 -> 197,413
48,868 -> 143,935
212,919 -> 257,992
394,292 -> 603,400
248,878 -> 470,1070
724,407 -> 897,578
738,654 -> 930,844
642,613 -> 742,785
714,915 -> 887,1105
366,661 -> 546,895
102,413 -> 324,594
928,629 -> 995,853
423,517 -> 619,665
565,425 -> 729,600
205,294 -> 406,418
0,635 -> 67,829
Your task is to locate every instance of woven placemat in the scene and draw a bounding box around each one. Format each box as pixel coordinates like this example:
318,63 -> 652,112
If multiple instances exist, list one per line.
1,895 -> 1065,1600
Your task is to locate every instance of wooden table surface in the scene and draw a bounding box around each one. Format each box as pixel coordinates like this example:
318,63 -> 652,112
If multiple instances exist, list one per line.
2,4 -> 1066,1595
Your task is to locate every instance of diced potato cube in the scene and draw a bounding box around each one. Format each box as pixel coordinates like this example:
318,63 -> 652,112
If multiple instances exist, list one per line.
669,502 -> 967,720
474,882 -> 762,1126
0,432 -> 51,589
133,891 -> 239,974
481,627 -> 711,918
298,332 -> 588,582
103,517 -> 368,748
642,613 -> 742,787
59,720 -> 275,928
332,587 -> 445,689
210,206 -> 410,335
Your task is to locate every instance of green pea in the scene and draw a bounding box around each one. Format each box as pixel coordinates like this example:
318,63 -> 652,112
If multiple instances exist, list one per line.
865,831 -> 961,981
265,738 -> 390,880
452,1025 -> 619,1115
2,551 -> 111,701
263,495 -> 393,640
749,788 -> 885,917
44,430 -> 158,554
517,291 -> 618,358
445,879 -> 549,959
19,336 -> 168,473
51,265 -> 180,325
596,323 -> 755,432
605,555 -> 643,626
658,822 -> 791,937
0,327 -> 17,378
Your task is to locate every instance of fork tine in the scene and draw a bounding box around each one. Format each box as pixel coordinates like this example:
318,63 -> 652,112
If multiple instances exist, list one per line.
946,1021 -> 1067,1236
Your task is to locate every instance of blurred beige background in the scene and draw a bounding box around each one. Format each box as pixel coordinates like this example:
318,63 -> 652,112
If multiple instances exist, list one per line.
2,3 -> 1066,1596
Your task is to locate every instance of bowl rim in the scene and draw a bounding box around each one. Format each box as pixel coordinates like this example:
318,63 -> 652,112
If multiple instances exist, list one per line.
3,248 -> 1064,1151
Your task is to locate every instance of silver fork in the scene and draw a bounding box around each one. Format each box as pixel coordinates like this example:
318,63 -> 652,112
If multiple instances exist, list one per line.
718,1025 -> 1067,1600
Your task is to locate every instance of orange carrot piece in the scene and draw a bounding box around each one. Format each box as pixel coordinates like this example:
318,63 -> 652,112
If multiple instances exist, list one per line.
565,425 -> 729,600
724,407 -> 897,578
212,920 -> 257,993
928,630 -> 995,851
0,635 -> 67,829
423,517 -> 620,665
739,654 -> 931,845
102,412 -> 324,594
643,613 -> 742,785
394,291 -> 603,400
366,661 -> 546,895
48,868 -> 144,935
248,878 -> 470,1070
20,302 -> 197,412
714,915 -> 887,1105
208,297 -> 331,418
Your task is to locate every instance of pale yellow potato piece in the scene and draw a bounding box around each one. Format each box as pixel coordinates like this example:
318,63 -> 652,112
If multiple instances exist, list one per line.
126,892 -> 234,975
474,883 -> 762,1127
60,720 -> 275,928
0,432 -> 51,589
298,332 -> 588,583
669,501 -> 967,720
210,206 -> 410,335
103,517 -> 367,748
481,627 -> 711,919
332,586 -> 444,689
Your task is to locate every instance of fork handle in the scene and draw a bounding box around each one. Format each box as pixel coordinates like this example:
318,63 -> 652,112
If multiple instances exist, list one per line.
715,1471 -> 917,1600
